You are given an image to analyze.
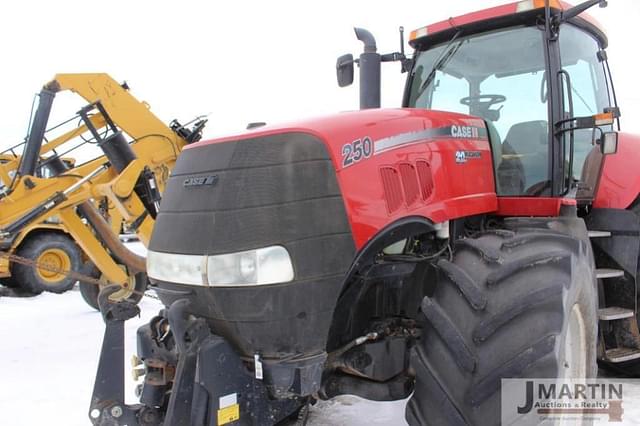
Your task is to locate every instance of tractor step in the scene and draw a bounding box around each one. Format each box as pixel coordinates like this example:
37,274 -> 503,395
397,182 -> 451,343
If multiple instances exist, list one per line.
588,230 -> 612,238
596,268 -> 625,279
598,307 -> 635,321
604,347 -> 640,363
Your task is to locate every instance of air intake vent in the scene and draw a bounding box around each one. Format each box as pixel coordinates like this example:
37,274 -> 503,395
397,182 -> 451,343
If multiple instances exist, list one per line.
399,163 -> 420,206
416,161 -> 434,200
380,167 -> 403,213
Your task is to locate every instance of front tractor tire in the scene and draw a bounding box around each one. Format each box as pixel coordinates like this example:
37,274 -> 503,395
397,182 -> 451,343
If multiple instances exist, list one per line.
406,229 -> 598,426
12,233 -> 82,294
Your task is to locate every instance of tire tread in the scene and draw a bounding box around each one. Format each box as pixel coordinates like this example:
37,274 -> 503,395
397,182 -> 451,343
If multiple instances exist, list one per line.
407,228 -> 597,426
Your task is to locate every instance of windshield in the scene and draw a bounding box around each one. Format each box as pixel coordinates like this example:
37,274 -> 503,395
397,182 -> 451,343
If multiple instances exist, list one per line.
407,26 -> 550,196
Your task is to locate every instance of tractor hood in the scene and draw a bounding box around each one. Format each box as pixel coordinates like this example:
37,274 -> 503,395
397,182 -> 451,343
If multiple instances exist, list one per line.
173,107 -> 497,250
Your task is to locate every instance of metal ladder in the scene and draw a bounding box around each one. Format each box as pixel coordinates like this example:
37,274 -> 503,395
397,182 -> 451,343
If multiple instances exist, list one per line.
589,230 -> 640,363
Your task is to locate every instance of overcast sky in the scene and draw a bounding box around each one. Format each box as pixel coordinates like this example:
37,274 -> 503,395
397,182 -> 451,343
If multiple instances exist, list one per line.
1,0 -> 638,151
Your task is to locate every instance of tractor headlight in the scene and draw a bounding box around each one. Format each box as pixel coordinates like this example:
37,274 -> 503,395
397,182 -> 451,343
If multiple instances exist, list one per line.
147,246 -> 294,287
207,246 -> 294,286
146,251 -> 205,286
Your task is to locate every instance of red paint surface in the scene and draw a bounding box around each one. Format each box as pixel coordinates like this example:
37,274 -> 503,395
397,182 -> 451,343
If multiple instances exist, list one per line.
189,109 -> 498,249
594,133 -> 640,209
495,197 -> 564,217
423,2 -> 527,36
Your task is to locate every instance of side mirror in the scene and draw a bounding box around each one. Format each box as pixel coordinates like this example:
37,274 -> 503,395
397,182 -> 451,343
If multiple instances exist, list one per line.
336,54 -> 354,87
600,131 -> 618,155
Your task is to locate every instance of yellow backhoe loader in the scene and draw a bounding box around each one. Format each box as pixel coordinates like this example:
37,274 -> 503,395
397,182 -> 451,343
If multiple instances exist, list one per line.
0,73 -> 206,309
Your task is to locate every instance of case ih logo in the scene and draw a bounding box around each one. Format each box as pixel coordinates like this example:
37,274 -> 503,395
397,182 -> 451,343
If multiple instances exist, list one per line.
450,125 -> 480,139
183,175 -> 218,187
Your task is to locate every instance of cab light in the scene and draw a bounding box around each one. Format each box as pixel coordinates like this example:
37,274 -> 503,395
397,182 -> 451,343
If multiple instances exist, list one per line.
410,26 -> 428,41
594,112 -> 614,126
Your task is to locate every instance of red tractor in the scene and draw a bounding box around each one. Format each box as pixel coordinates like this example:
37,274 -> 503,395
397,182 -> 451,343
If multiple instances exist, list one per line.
89,1 -> 640,425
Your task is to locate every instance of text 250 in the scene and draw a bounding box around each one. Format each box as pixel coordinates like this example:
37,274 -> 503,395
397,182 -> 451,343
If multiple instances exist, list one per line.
342,137 -> 372,168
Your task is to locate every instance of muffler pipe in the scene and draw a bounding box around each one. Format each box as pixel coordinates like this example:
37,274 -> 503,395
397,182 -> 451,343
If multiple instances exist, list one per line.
354,27 -> 381,109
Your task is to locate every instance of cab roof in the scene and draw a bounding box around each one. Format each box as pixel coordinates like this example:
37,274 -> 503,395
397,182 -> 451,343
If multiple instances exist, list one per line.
409,0 -> 607,50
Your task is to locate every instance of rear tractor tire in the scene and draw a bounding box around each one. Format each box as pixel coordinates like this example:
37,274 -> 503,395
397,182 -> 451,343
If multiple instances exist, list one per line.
406,228 -> 598,426
79,264 -> 147,311
12,233 -> 82,294
611,200 -> 640,377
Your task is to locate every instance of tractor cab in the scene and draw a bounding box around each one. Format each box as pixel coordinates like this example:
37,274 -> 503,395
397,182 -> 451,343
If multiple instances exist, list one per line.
339,0 -> 620,203
405,0 -> 618,201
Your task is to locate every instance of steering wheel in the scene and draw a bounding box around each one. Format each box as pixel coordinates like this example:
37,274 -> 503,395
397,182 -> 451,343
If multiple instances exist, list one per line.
524,180 -> 552,196
460,94 -> 506,109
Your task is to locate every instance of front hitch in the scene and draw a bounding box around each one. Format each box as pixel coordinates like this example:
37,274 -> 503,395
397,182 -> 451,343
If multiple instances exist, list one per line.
89,292 -> 307,425
88,285 -> 151,425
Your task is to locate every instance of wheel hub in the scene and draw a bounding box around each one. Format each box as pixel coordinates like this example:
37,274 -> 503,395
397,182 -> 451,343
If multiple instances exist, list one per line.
36,248 -> 71,283
560,305 -> 588,426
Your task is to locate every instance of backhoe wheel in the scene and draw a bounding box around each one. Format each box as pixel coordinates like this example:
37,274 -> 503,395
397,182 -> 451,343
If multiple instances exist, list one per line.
0,276 -> 18,288
406,229 -> 598,426
79,265 -> 147,311
12,233 -> 82,294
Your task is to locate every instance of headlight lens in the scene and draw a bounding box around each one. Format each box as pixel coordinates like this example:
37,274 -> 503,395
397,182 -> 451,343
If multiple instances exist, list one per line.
207,246 -> 294,286
147,246 -> 294,287
147,251 -> 205,286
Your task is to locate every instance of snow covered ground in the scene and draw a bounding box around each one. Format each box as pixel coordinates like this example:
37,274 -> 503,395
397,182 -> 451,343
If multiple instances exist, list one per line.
0,288 -> 161,426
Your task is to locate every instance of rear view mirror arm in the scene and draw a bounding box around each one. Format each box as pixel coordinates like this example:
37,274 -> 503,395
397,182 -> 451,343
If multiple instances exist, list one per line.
559,0 -> 608,23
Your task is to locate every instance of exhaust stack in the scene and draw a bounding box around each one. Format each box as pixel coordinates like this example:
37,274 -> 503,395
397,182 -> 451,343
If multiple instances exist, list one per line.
354,28 -> 381,109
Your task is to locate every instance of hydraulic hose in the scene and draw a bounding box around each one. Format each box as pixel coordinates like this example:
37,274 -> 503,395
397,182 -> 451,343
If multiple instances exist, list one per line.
77,201 -> 146,274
